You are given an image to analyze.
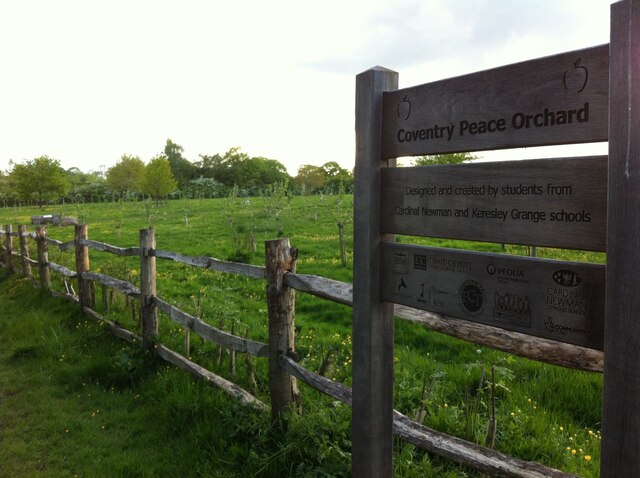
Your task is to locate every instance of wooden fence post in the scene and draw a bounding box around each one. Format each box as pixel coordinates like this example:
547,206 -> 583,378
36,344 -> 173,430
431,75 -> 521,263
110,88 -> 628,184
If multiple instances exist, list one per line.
353,66 -> 398,478
74,224 -> 94,307
602,0 -> 640,474
36,226 -> 51,290
18,225 -> 32,277
140,228 -> 158,348
265,237 -> 299,421
4,224 -> 14,273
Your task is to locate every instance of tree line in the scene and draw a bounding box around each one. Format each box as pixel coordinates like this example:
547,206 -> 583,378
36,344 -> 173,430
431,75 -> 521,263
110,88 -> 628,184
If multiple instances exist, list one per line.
0,139 -> 356,207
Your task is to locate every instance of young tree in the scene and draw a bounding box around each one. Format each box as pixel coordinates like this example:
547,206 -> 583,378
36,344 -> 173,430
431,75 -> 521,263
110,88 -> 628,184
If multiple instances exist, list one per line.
106,154 -> 145,198
142,155 -> 178,205
9,156 -> 70,207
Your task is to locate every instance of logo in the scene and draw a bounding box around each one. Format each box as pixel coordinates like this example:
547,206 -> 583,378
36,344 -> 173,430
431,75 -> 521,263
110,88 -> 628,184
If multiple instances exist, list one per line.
459,280 -> 486,316
397,94 -> 412,120
493,292 -> 531,327
563,58 -> 588,93
487,264 -> 524,278
392,252 -> 409,274
552,270 -> 581,287
414,254 -> 427,270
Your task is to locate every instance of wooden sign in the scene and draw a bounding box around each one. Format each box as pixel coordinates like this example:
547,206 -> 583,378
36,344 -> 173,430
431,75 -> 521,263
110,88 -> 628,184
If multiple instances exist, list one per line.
381,156 -> 607,251
381,242 -> 605,350
381,44 -> 609,158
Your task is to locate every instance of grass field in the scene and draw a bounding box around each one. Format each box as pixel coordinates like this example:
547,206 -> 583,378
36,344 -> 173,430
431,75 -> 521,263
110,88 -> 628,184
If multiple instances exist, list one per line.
0,196 -> 603,477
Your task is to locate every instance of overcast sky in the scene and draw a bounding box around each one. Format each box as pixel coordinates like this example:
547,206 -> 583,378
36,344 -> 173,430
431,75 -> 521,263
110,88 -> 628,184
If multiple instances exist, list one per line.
0,0 -> 612,176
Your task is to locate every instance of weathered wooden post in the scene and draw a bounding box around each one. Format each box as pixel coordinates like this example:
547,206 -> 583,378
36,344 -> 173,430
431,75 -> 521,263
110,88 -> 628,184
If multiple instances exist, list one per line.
265,237 -> 299,421
353,66 -> 398,478
74,224 -> 94,307
140,228 -> 158,349
4,224 -> 14,274
36,226 -> 51,290
18,225 -> 32,277
602,0 -> 640,475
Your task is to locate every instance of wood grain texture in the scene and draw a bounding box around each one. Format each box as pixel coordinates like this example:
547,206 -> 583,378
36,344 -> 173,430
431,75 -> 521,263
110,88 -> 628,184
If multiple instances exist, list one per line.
83,271 -> 141,298
18,225 -> 31,277
139,228 -> 158,347
74,225 -> 94,308
382,44 -> 609,158
265,238 -> 299,420
154,249 -> 265,279
80,239 -> 140,256
381,156 -> 607,251
154,297 -> 268,357
602,0 -> 640,475
283,272 -> 353,305
47,261 -> 78,278
353,66 -> 398,478
36,226 -> 51,290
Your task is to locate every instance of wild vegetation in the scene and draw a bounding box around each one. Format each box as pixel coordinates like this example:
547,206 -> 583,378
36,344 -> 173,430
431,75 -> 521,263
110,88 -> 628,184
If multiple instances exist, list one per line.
0,195 -> 603,477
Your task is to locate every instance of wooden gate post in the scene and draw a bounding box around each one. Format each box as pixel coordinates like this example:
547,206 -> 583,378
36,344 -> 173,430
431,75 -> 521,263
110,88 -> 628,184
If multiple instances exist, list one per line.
265,237 -> 299,421
18,225 -> 32,277
74,224 -> 94,308
4,224 -> 14,274
353,66 -> 398,478
36,226 -> 51,290
602,0 -> 640,474
140,228 -> 158,349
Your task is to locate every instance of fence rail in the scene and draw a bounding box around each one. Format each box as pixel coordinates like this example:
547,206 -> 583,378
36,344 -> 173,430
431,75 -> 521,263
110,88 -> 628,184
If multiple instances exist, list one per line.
0,223 -> 589,477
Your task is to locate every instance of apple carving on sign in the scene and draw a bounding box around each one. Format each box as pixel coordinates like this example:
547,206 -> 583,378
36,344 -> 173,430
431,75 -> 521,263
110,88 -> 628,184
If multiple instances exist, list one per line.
397,95 -> 411,120
563,59 -> 589,93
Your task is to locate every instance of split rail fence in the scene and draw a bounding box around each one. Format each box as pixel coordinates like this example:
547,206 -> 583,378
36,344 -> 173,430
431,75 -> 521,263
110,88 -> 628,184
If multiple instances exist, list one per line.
0,222 -> 601,477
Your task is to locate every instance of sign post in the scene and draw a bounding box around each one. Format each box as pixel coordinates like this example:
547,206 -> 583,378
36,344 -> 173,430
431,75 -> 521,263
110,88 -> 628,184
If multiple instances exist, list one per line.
353,1 -> 639,475
601,0 -> 640,474
353,66 -> 397,478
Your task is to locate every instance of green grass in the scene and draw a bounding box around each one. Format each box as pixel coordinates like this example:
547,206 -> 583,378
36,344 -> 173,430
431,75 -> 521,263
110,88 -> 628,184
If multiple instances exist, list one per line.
0,197 -> 603,477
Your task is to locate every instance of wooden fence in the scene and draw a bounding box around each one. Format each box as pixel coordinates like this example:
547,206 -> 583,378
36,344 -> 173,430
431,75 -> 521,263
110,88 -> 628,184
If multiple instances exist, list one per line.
0,222 -> 601,477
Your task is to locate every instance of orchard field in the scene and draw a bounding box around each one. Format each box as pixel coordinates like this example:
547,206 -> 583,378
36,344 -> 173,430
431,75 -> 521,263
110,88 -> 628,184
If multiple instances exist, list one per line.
0,196 -> 603,477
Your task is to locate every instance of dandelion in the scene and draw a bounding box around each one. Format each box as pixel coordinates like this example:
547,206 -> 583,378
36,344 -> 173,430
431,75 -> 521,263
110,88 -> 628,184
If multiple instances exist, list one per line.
588,430 -> 594,436
571,449 -> 577,455
559,426 -> 564,432
444,403 -> 449,408
585,455 -> 592,461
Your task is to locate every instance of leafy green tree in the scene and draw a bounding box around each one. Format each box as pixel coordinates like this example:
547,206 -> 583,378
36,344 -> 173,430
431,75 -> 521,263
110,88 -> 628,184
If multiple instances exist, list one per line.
107,155 -> 145,198
9,156 -> 70,207
164,139 -> 198,190
294,164 -> 326,194
142,155 -> 178,205
66,168 -> 108,203
412,152 -> 477,166
196,147 -> 290,194
321,162 -> 354,193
